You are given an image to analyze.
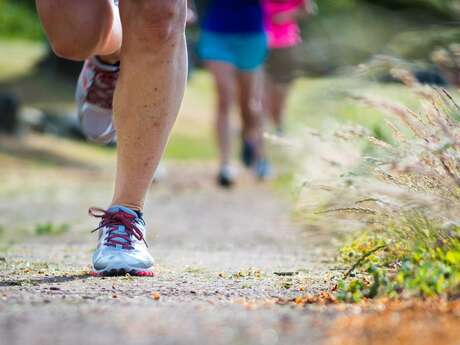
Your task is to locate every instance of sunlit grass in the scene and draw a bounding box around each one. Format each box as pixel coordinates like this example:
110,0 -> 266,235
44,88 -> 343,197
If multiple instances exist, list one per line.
165,133 -> 216,161
287,77 -> 419,135
0,39 -> 46,80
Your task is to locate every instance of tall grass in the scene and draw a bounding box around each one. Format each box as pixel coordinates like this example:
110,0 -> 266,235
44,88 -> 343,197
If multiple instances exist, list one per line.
292,68 -> 460,301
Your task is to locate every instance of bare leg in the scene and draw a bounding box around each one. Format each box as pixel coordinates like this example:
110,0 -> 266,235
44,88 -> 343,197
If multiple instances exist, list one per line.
237,70 -> 265,160
265,77 -> 291,132
35,0 -> 121,61
111,0 -> 187,211
206,62 -> 236,168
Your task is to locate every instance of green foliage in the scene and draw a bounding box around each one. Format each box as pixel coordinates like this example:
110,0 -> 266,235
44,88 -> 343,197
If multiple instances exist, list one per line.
0,0 -> 43,41
337,220 -> 460,302
364,0 -> 459,19
337,265 -> 392,303
388,28 -> 460,62
34,222 -> 69,236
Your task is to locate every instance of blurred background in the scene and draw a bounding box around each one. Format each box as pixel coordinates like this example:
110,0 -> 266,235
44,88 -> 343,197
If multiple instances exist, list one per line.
1,0 -> 460,142
0,0 -> 459,232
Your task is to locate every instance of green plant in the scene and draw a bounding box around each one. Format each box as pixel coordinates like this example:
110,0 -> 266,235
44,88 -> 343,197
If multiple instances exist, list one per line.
34,222 -> 69,236
296,68 -> 460,301
336,234 -> 460,302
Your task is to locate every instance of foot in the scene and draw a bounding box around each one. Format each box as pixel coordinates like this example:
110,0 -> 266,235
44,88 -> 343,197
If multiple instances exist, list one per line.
255,159 -> 271,181
275,126 -> 285,137
90,205 -> 154,276
240,139 -> 257,168
217,165 -> 236,188
76,57 -> 119,145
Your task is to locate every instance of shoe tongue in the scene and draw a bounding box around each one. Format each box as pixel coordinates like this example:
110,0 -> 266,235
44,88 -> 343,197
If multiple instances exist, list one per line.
108,205 -> 138,217
104,206 -> 139,246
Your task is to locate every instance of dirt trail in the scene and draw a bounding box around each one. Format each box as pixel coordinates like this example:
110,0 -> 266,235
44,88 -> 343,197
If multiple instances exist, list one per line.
0,161 -> 337,345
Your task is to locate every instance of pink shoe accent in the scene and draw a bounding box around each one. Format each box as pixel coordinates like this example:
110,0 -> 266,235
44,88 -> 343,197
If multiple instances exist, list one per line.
83,59 -> 119,110
136,271 -> 155,277
89,207 -> 147,250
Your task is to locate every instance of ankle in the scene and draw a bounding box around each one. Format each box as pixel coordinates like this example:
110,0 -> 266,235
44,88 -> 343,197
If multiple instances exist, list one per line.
110,202 -> 143,213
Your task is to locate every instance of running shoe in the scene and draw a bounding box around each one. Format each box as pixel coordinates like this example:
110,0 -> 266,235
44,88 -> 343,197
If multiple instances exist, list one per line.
275,126 -> 285,137
90,205 -> 154,277
76,57 -> 119,144
255,159 -> 271,181
240,139 -> 257,168
217,165 -> 236,188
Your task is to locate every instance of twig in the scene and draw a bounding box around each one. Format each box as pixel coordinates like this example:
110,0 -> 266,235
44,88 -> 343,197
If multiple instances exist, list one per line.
343,245 -> 386,279
315,207 -> 377,215
354,198 -> 381,204
274,272 -> 299,276
441,88 -> 460,111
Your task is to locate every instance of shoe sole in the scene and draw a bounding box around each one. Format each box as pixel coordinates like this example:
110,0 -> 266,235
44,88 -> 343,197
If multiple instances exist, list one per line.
91,268 -> 155,277
217,178 -> 235,189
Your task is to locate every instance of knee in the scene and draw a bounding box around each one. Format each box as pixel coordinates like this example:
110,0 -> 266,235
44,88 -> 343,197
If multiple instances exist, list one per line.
51,41 -> 95,61
36,0 -> 115,60
124,0 -> 186,45
242,99 -> 261,118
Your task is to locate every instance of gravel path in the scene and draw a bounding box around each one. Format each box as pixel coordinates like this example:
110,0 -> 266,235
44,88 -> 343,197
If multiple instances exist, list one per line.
0,161 -> 337,345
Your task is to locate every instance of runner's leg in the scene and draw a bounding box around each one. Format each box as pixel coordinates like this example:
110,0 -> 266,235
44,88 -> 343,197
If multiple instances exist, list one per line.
265,78 -> 291,133
237,70 -> 265,163
111,0 -> 187,210
206,61 -> 236,170
35,0 -> 121,61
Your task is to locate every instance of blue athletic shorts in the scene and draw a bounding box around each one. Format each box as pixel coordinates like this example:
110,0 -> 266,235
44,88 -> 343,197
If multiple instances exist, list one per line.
198,30 -> 268,72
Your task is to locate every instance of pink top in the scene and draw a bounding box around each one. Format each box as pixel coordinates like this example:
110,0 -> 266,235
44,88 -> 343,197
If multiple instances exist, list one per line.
263,0 -> 306,49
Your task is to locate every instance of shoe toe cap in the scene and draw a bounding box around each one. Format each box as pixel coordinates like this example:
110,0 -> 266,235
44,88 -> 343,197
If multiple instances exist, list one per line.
93,248 -> 154,271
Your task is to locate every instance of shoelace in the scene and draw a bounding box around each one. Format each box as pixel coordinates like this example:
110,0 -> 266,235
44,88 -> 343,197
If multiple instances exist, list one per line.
85,62 -> 119,110
89,207 -> 148,250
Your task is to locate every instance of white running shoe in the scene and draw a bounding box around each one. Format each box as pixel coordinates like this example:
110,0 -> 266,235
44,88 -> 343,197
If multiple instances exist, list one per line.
217,165 -> 237,188
90,205 -> 154,277
76,57 -> 119,144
